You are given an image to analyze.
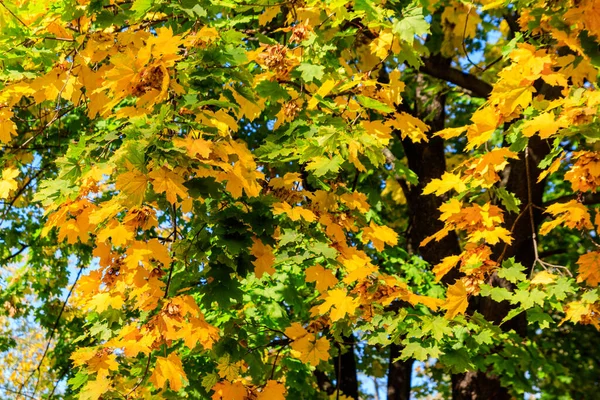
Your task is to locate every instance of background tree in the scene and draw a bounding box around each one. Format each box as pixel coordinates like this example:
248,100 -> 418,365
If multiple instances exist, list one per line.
1,0 -> 600,399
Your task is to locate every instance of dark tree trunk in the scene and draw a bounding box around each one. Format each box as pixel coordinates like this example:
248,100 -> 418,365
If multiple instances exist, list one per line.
451,84 -> 557,399
335,334 -> 359,399
387,344 -> 413,400
387,63 -> 462,400
451,372 -> 509,400
451,137 -> 550,400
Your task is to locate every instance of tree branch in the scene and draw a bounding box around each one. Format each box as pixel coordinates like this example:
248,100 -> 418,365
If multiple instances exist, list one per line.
420,58 -> 493,98
544,192 -> 600,207
0,243 -> 29,265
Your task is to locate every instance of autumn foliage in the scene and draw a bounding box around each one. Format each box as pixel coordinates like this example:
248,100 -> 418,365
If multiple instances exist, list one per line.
2,0 -> 600,399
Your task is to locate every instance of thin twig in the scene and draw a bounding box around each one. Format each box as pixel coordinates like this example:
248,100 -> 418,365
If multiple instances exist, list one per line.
0,243 -> 29,265
124,355 -> 152,399
524,148 -> 572,277
0,0 -> 27,27
17,265 -> 84,399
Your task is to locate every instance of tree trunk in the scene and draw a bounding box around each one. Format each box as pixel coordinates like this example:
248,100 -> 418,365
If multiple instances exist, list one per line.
388,64 -> 462,400
335,334 -> 359,399
451,372 -> 509,400
451,84 -> 555,398
387,344 -> 413,400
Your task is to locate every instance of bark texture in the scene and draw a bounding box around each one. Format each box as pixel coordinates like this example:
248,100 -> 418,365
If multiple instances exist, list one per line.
335,334 -> 359,399
387,344 -> 414,400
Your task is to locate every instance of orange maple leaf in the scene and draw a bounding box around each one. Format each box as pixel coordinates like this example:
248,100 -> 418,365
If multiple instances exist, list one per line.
150,353 -> 188,392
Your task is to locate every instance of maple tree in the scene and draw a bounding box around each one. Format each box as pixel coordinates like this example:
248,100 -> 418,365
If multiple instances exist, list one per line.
2,0 -> 600,399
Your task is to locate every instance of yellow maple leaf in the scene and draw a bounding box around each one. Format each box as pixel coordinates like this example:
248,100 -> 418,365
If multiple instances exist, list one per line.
79,372 -> 111,400
116,166 -> 149,206
443,281 -> 469,319
174,135 -> 212,159
150,353 -> 188,392
540,200 -> 593,235
250,238 -> 276,278
361,221 -> 398,252
257,380 -> 286,400
272,201 -> 316,222
435,125 -> 468,139
0,167 -> 19,199
72,347 -> 119,374
382,178 -> 406,204
96,222 -> 135,247
217,355 -> 244,381
305,265 -> 338,292
269,172 -> 302,190
522,112 -> 563,139
340,192 -> 370,213
180,316 -> 220,350
369,30 -> 396,59
211,380 -> 247,400
463,148 -> 518,188
290,334 -> 330,365
468,226 -> 513,245
308,79 -> 336,110
537,155 -> 563,183
564,151 -> 600,193
530,271 -> 557,285
577,251 -> 600,287
87,292 -> 124,313
432,255 -> 461,283
387,112 -> 430,143
232,90 -> 264,121
317,288 -> 359,321
106,325 -> 154,357
560,301 -> 591,326
423,172 -> 467,196
406,293 -> 444,311
149,166 -> 188,204
258,6 -> 281,25
284,322 -> 308,340
0,108 -> 17,143
341,251 -> 378,284
466,107 -> 499,149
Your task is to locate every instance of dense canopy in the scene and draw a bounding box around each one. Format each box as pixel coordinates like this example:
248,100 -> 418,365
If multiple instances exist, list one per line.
2,0 -> 600,399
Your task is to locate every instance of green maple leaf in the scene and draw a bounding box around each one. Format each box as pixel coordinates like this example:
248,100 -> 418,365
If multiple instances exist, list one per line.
498,258 -> 527,284
297,63 -> 325,83
393,6 -> 430,45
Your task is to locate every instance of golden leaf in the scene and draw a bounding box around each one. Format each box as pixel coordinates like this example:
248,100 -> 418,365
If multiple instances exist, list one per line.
290,334 -> 330,365
150,353 -> 188,392
0,167 -> 19,199
257,380 -> 286,400
388,112 -> 430,143
116,166 -> 149,206
305,265 -> 338,292
284,322 -> 308,341
540,200 -> 593,235
530,271 -> 557,285
250,238 -> 276,278
78,373 -> 111,400
361,221 -> 398,252
432,255 -> 461,283
272,201 -> 316,222
269,172 -> 302,190
317,288 -> 359,321
258,6 -> 281,25
423,172 -> 467,196
0,108 -> 18,143
577,251 -> 600,287
149,166 -> 188,204
522,112 -> 563,139
443,281 -> 469,319
211,380 -> 247,400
